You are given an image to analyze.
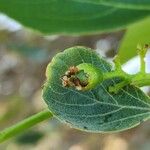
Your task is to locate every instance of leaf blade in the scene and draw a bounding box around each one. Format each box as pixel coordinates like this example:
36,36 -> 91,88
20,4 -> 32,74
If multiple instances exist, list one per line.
43,47 -> 150,132
0,0 -> 149,34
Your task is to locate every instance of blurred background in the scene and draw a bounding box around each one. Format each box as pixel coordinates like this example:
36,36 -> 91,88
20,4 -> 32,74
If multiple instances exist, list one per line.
0,14 -> 150,150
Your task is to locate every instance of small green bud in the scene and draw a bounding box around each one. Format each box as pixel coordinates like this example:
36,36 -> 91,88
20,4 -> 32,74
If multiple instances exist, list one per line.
76,63 -> 103,90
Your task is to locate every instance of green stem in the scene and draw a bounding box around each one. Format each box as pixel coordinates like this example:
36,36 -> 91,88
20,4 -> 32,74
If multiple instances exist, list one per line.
103,71 -> 150,87
0,109 -> 53,143
137,44 -> 148,74
103,69 -> 150,93
103,70 -> 131,81
132,73 -> 150,87
140,54 -> 146,73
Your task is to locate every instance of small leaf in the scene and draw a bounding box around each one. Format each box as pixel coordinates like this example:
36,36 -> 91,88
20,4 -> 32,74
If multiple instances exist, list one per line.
43,47 -> 150,132
0,0 -> 149,34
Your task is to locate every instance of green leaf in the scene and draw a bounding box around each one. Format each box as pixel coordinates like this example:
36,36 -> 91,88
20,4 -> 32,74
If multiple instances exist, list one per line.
0,0 -> 149,34
43,47 -> 150,132
118,17 -> 150,64
74,0 -> 150,10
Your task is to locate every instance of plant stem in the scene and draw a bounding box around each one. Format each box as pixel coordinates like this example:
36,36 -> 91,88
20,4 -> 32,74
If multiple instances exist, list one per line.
103,69 -> 150,93
103,70 -> 131,81
137,44 -> 148,74
0,109 -> 53,143
132,73 -> 150,87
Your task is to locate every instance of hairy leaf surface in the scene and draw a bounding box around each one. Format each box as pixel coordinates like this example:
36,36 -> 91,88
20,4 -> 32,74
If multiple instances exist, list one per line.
43,47 -> 150,132
0,0 -> 149,34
